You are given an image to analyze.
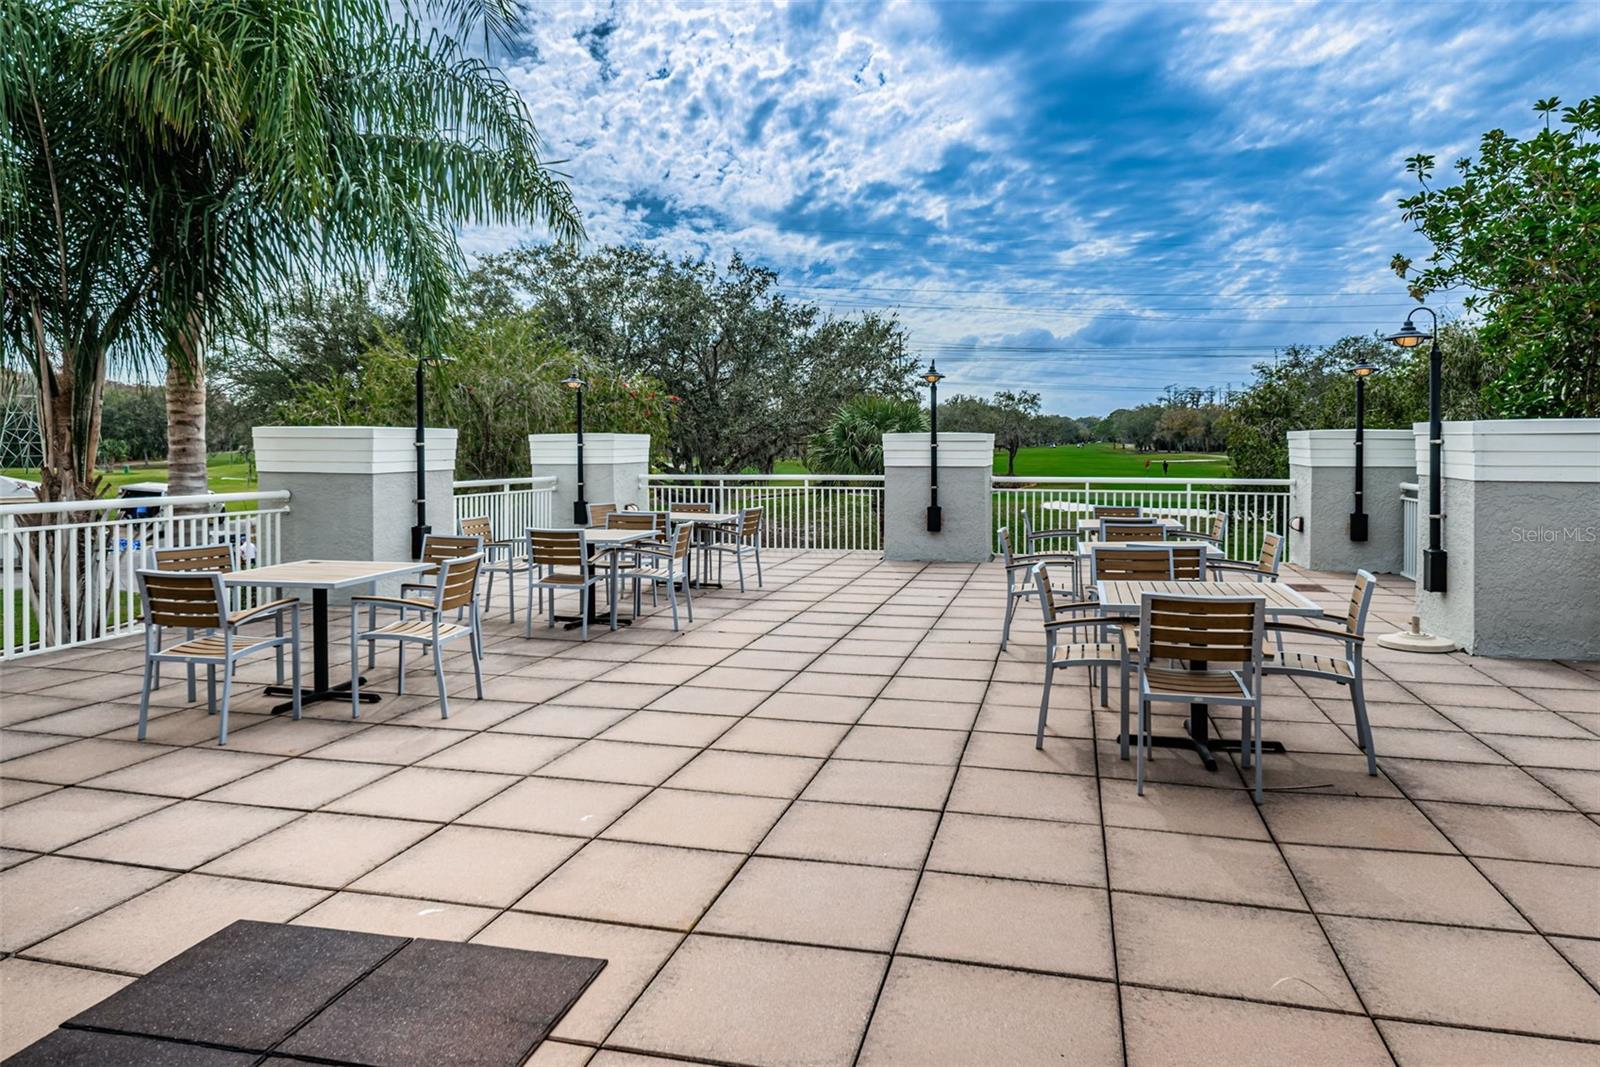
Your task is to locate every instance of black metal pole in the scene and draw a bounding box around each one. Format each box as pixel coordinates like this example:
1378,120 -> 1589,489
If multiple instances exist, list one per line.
572,386 -> 588,525
1350,373 -> 1368,542
1423,315 -> 1447,591
410,360 -> 429,558
927,377 -> 942,532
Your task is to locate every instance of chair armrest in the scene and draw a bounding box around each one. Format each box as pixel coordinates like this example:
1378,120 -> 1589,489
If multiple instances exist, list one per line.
1044,612 -> 1135,631
1025,527 -> 1078,541
351,594 -> 435,611
229,598 -> 299,627
1208,560 -> 1259,574
1266,621 -> 1363,643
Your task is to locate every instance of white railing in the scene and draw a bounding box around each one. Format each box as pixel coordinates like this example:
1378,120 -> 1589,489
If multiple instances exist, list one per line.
1400,482 -> 1419,580
644,474 -> 885,551
1,490 -> 290,661
452,477 -> 557,553
992,477 -> 1293,562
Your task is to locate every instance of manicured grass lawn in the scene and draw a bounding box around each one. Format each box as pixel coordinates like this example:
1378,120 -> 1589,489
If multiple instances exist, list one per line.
4,452 -> 259,508
994,442 -> 1233,480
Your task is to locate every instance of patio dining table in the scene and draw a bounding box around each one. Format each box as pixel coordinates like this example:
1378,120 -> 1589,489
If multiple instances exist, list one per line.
1073,517 -> 1185,536
1076,538 -> 1224,557
664,511 -> 738,589
564,527 -> 655,631
224,559 -> 430,712
1095,578 -> 1322,771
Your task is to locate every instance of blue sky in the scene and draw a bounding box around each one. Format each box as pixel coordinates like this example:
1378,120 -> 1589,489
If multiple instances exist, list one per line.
480,0 -> 1598,417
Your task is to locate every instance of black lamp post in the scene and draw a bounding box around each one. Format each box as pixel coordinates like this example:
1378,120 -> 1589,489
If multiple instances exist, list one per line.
1383,306 -> 1446,592
410,352 -> 453,559
1349,361 -> 1378,542
563,371 -> 587,524
922,361 -> 945,532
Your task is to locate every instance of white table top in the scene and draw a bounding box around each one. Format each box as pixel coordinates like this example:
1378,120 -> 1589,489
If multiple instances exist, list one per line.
1043,502 -> 1215,519
1074,518 -> 1184,534
583,528 -> 657,546
666,511 -> 738,523
225,560 -> 430,589
1095,579 -> 1322,616
1078,539 -> 1224,557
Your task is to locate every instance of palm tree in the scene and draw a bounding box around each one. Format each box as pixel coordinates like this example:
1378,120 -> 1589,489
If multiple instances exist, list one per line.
806,395 -> 928,475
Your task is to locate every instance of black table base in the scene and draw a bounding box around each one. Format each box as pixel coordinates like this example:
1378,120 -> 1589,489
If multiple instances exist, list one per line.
264,678 -> 378,714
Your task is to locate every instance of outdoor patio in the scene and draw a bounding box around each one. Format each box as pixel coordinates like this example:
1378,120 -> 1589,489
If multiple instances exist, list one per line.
2,550 -> 1598,1065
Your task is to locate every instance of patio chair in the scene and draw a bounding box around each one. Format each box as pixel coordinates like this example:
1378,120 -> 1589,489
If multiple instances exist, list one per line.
458,517 -> 526,621
350,554 -> 485,719
1101,521 -> 1163,543
149,542 -> 284,698
586,501 -> 620,526
1020,509 -> 1078,553
1087,545 -> 1174,712
1133,592 -> 1268,800
1189,512 -> 1229,549
525,528 -> 602,640
363,533 -> 484,668
1209,532 -> 1284,583
998,526 -> 1079,650
135,570 -> 301,745
707,506 -> 764,591
1033,562 -> 1131,748
1168,544 -> 1209,580
1094,505 -> 1142,519
673,500 -> 715,513
1266,570 -> 1380,776
618,522 -> 696,630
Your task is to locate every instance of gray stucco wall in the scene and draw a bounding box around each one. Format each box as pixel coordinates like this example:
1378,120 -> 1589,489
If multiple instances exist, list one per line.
532,460 -> 647,522
1290,461 -> 1413,574
884,465 -> 991,562
1418,475 -> 1600,659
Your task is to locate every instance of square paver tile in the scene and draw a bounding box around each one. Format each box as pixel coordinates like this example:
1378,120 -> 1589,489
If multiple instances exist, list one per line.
711,718 -> 851,758
799,759 -> 956,810
459,777 -> 648,837
859,956 -> 1122,1067
647,686 -> 770,716
62,800 -> 298,870
611,935 -> 887,1067
699,857 -> 917,951
1122,987 -> 1391,1067
534,741 -> 699,786
599,711 -> 738,747
1107,826 -> 1306,909
515,840 -> 741,930
662,749 -> 821,799
831,724 -> 967,765
757,800 -> 937,869
0,787 -> 173,852
1476,859 -> 1600,939
600,788 -> 787,853
899,871 -> 1114,979
200,812 -> 435,888
323,766 -> 518,821
0,856 -> 170,953
1323,915 -> 1600,1040
750,693 -> 870,724
1378,1020 -> 1600,1067
946,766 -> 1100,824
416,733 -> 578,775
926,812 -> 1105,887
472,913 -> 682,1043
1113,892 -> 1361,1011
1097,778 -> 1270,841
305,725 -> 465,765
1418,802 -> 1600,865
199,757 -> 395,810
1260,794 -> 1457,853
351,826 -> 579,907
0,739 -> 171,785
277,938 -> 604,1067
1285,845 -> 1531,929
0,959 -> 133,1060
492,704 -> 633,739
80,748 -> 282,798
293,891 -> 497,941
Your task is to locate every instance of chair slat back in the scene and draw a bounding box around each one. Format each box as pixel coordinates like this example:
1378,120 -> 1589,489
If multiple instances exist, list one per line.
1258,532 -> 1284,574
1347,569 -> 1377,635
152,543 -> 233,573
668,522 -> 694,561
586,502 -> 619,527
1141,594 -> 1263,664
739,507 -> 763,537
460,517 -> 495,542
138,571 -> 227,629
675,501 -> 714,513
422,534 -> 482,566
1208,512 -> 1228,542
1032,562 -> 1058,620
1090,546 -> 1173,582
1101,522 -> 1159,542
998,526 -> 1016,566
608,511 -> 668,538
1094,505 -> 1141,519
1168,545 -> 1209,580
529,528 -> 585,568
436,554 -> 483,612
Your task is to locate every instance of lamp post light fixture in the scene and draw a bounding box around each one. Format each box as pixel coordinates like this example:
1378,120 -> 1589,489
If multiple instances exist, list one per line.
411,352 -> 454,559
1349,361 -> 1378,542
922,361 -> 945,532
563,371 -> 588,525
1382,306 -> 1446,592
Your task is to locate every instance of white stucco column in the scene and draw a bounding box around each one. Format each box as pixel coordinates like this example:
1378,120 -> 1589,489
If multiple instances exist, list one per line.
1288,429 -> 1414,574
882,432 -> 994,562
529,433 -> 650,524
1412,418 -> 1600,659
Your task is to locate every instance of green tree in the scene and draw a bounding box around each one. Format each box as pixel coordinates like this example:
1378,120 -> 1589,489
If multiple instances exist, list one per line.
1392,96 -> 1600,417
991,390 -> 1042,475
805,395 -> 927,476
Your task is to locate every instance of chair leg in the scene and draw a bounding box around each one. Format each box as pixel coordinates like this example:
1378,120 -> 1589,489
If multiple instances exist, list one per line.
735,550 -> 746,593
667,581 -> 680,631
1253,706 -> 1265,803
684,576 -> 694,623
580,589 -> 589,641
1352,680 -> 1378,776
367,603 -> 376,669
470,635 -> 485,700
754,542 -> 762,587
185,628 -> 196,701
397,641 -> 406,695
484,569 -> 495,616
505,565 -> 516,624
349,616 -> 362,719
1240,706 -> 1254,769
137,657 -> 156,741
217,659 -> 235,745
274,612 -> 284,684
206,665 -> 216,715
1136,700 -> 1150,795
1119,682 -> 1132,760
1000,587 -> 1018,651
1036,661 -> 1055,750
290,614 -> 302,721
433,643 -> 451,719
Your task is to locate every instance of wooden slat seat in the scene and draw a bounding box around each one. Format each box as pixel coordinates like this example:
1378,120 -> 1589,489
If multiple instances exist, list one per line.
352,554 -> 485,719
1143,666 -> 1251,696
366,618 -> 472,642
1273,651 -> 1356,678
160,633 -> 282,660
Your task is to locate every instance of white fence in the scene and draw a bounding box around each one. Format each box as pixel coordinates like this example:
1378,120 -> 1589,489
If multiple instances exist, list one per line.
1400,482 -> 1419,580
644,474 -> 885,551
993,477 -> 1292,561
452,477 -> 557,552
2,491 -> 290,661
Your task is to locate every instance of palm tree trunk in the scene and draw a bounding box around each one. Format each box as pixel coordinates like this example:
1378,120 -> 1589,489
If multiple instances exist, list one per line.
164,336 -> 207,501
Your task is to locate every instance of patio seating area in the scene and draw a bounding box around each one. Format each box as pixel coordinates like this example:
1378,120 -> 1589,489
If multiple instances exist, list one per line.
3,549 -> 1599,1064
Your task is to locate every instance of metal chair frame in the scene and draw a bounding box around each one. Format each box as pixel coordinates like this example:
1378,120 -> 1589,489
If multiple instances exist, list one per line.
1210,531 -> 1285,583
998,526 -> 1078,650
707,507 -> 764,592
618,523 -> 697,630
351,554 -> 485,719
1032,562 -> 1131,749
459,517 -> 526,621
525,528 -> 602,640
148,542 -> 284,698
